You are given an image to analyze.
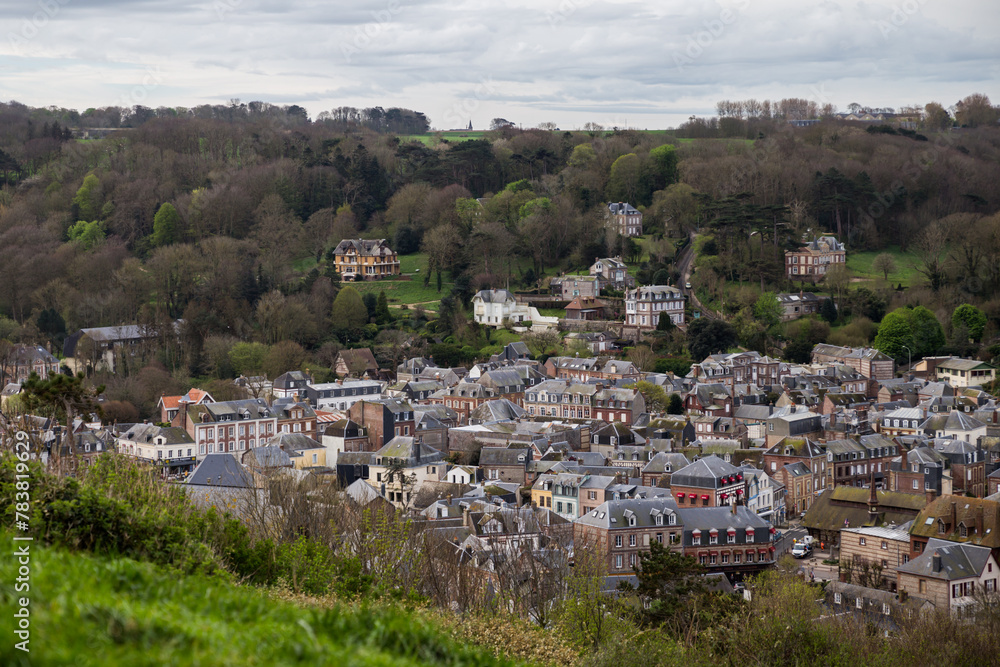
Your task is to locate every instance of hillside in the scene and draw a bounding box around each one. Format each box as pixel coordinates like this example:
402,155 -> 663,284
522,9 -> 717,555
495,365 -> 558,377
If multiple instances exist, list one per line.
0,532 -> 522,667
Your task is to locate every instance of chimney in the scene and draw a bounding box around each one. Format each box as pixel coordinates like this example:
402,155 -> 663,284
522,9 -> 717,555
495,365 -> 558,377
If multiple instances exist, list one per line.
951,501 -> 958,532
411,438 -> 420,464
731,500 -> 737,515
446,493 -> 453,504
932,551 -> 942,573
975,504 -> 984,537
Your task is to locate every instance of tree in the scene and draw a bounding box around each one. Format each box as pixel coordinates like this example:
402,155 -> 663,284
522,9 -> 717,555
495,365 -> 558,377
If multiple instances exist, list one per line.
631,380 -> 668,412
374,291 -> 392,325
21,371 -> 104,474
874,306 -> 943,361
656,311 -> 676,331
627,540 -> 706,625
819,297 -> 837,323
228,341 -> 269,378
686,318 -> 738,361
923,102 -> 953,131
666,393 -> 684,415
72,173 -> 102,222
263,340 -> 307,379
627,345 -> 656,372
67,220 -> 106,250
952,303 -> 987,343
151,202 -> 181,247
872,252 -> 896,280
330,285 -> 369,333
909,306 -> 945,358
955,93 -> 1000,128
753,292 -> 784,332
823,264 -> 851,305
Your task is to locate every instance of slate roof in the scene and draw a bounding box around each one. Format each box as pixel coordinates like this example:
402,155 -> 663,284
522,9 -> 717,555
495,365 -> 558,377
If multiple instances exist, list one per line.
897,538 -> 993,581
479,447 -> 530,467
607,202 -> 640,215
642,452 -> 690,475
374,436 -> 443,465
575,496 -> 679,530
187,453 -> 251,488
469,399 -> 526,423
473,289 -> 516,303
671,455 -> 742,489
802,487 -> 927,532
909,496 -> 1000,549
942,410 -> 986,432
246,446 -> 293,468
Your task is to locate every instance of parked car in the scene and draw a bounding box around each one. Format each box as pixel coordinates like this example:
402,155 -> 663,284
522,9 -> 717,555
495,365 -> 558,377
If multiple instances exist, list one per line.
684,281 -> 692,289
791,542 -> 812,559
773,530 -> 783,542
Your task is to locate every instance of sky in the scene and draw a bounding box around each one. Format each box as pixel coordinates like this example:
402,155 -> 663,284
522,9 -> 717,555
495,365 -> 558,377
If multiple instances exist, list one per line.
1,0 -> 997,130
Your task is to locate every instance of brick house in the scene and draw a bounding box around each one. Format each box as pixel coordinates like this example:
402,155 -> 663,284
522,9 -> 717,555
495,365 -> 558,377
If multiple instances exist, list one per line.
2,344 -> 60,384
896,539 -> 999,614
174,399 -> 278,461
550,275 -> 600,299
825,435 -> 900,490
907,495 -> 1000,563
785,235 -> 845,281
480,446 -> 531,486
347,399 -> 415,449
839,524 -> 913,592
589,257 -> 633,291
763,436 -> 827,497
811,344 -> 894,380
335,348 -> 379,378
574,497 -> 682,576
679,504 -> 776,580
670,455 -> 747,508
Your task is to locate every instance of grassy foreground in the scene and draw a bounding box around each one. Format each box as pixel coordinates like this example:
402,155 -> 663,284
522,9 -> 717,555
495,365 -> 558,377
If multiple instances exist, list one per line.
0,535 -> 521,667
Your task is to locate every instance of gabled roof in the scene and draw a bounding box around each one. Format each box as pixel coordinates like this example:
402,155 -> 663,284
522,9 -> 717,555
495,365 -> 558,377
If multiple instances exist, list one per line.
897,538 -> 993,581
333,238 -> 394,257
246,446 -> 293,468
473,289 -> 516,303
607,202 -> 640,215
671,455 -> 742,488
187,453 -> 251,488
942,410 -> 986,432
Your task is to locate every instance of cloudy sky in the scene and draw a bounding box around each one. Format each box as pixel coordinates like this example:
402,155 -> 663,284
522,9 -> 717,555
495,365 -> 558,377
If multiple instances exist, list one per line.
1,0 -> 997,129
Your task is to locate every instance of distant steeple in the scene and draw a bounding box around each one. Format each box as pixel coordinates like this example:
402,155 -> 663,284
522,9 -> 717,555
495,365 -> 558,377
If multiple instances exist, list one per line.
867,469 -> 880,524
468,120 -> 473,130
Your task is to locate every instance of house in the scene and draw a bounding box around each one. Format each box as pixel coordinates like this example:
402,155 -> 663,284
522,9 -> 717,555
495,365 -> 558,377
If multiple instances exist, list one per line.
764,408 -> 824,447
523,379 -> 597,420
321,418 -> 371,456
544,356 -> 603,382
157,388 -> 215,424
801,486 -> 927,551
879,407 -> 924,438
273,399 -> 318,438
564,297 -> 609,321
641,452 -> 691,488
825,435 -> 900,490
934,358 -> 996,388
173,399 -> 278,461
550,274 -> 600,300
785,235 -> 846,281
741,466 -> 779,523
670,455 -> 747,508
778,462 -> 815,516
763,435 -> 827,495
678,504 -> 776,580
185,453 -> 252,488
811,344 -> 894,380
624,285 -> 685,331
934,410 -> 987,444
471,289 -> 558,329
592,385 -> 646,426
839,523 -> 913,591
888,446 -> 948,498
272,370 -> 313,399
776,292 -> 823,321
907,495 -> 1000,562
367,437 -> 446,509
305,378 -> 383,411
335,348 -> 379,377
574,497 -> 682,576
116,424 -> 197,476
480,447 -> 531,485
825,581 -> 933,628
347,398 -> 415,448
934,439 -> 987,497
1,344 -> 60,384
607,202 -> 643,237
333,238 -> 400,280
396,357 -> 435,382
63,324 -> 163,374
896,538 -> 999,614
588,257 -> 633,291
563,331 -> 615,354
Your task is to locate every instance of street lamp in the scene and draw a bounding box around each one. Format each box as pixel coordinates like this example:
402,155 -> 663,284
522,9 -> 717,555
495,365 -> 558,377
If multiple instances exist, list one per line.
901,345 -> 911,374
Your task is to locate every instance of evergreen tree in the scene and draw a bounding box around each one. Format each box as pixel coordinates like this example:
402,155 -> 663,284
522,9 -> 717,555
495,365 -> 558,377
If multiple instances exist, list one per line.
375,291 -> 391,325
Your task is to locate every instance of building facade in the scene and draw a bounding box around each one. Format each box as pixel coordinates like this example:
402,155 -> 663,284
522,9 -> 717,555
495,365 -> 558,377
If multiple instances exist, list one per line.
333,238 -> 400,279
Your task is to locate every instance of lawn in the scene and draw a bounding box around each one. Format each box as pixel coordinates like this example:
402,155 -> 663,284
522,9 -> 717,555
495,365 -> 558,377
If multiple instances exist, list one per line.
349,278 -> 452,310
397,131 -> 487,145
846,245 -> 922,287
0,533 -> 519,667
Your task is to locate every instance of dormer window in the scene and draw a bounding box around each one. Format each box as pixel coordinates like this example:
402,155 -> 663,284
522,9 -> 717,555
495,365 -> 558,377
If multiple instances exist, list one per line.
655,514 -> 663,526
938,519 -> 947,535
668,514 -> 676,525
959,522 -> 968,538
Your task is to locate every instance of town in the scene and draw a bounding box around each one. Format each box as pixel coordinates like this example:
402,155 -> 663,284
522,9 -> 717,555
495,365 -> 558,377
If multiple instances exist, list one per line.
2,92 -> 1000,665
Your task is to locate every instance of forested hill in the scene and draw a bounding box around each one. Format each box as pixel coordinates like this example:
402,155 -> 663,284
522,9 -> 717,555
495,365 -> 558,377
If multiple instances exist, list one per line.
0,97 -> 999,370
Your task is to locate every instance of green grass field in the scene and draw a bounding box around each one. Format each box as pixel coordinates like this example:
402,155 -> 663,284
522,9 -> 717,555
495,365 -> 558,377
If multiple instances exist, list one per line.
398,131 -> 487,145
846,246 -> 922,287
0,534 -> 517,667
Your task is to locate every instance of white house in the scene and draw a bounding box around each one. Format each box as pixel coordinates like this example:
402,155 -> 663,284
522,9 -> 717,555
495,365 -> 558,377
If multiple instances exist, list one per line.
472,289 -> 558,329
368,436 -> 446,509
117,423 -> 198,476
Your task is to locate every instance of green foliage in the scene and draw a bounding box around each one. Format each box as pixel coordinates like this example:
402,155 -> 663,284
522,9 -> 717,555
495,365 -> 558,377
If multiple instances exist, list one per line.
67,219 -> 106,249
518,196 -> 552,219
631,380 -> 669,412
686,318 -> 738,361
820,297 -> 838,323
72,172 -> 102,221
0,533 -> 519,667
228,341 -> 269,377
753,292 -> 783,332
627,540 -> 706,626
648,143 -> 679,191
873,309 -> 915,360
151,202 -> 181,247
653,356 -> 694,375
331,285 -> 370,332
375,290 -> 392,324
952,303 -> 987,342
666,393 -> 684,414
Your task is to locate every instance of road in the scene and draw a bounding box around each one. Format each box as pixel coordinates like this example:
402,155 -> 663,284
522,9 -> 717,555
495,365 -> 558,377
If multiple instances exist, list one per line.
676,230 -> 720,320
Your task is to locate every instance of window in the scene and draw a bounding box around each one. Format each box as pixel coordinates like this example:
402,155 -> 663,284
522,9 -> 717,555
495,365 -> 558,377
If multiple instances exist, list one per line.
960,523 -> 968,538
629,534 -> 636,547
655,533 -> 663,544
913,479 -> 920,490
557,502 -> 563,513
727,533 -> 736,544
882,603 -> 890,616
709,534 -> 718,545
615,535 -> 622,548
709,554 -> 717,565
615,555 -> 623,569
860,537 -> 866,546
669,514 -> 676,526
734,553 -> 741,564
655,514 -> 663,526
699,555 -> 707,565
918,579 -> 927,594
721,553 -> 729,564
834,593 -> 842,604
856,597 -> 863,609
881,540 -> 888,550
